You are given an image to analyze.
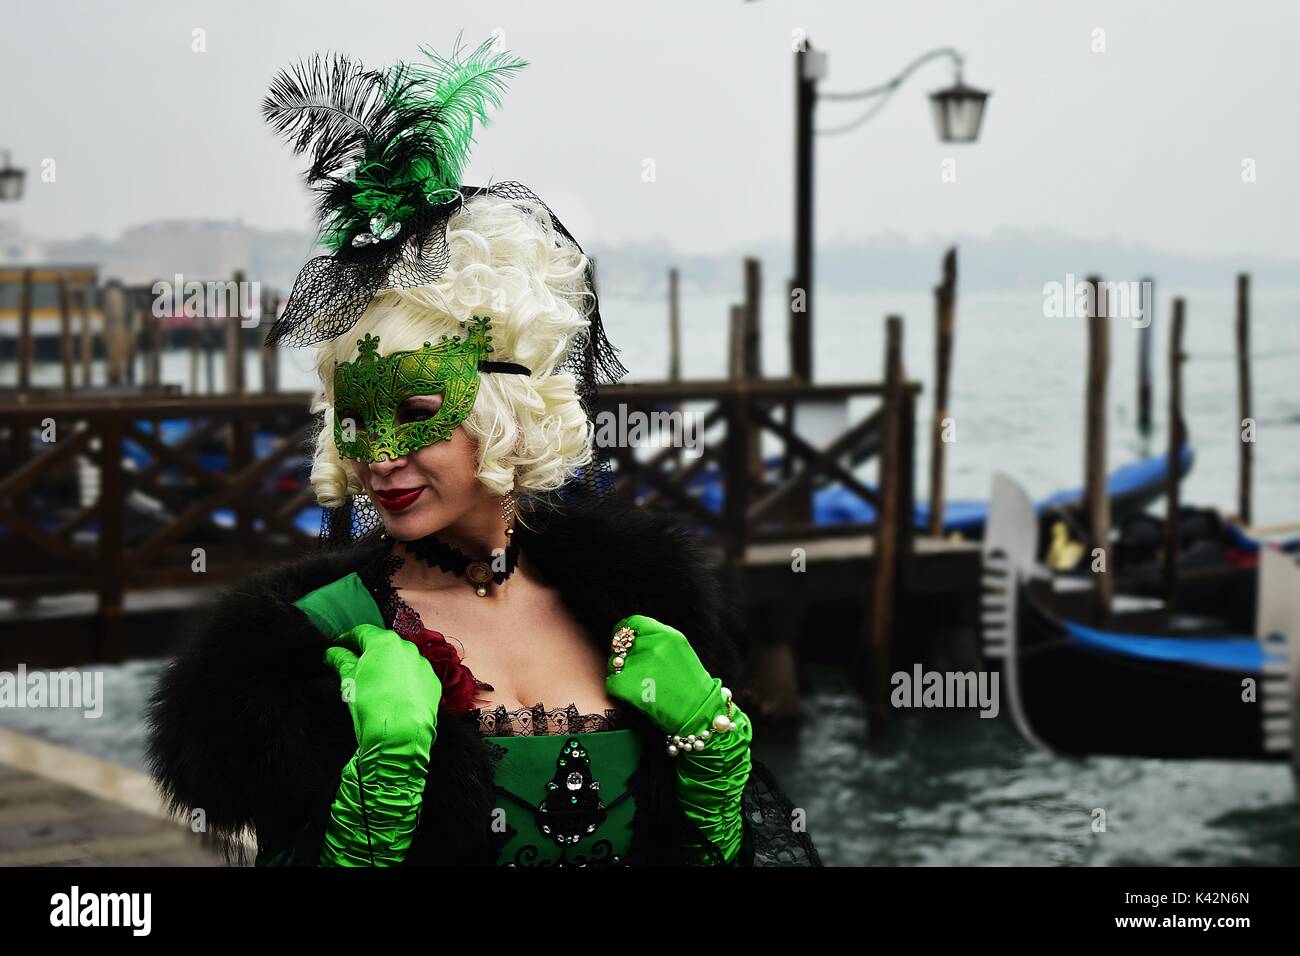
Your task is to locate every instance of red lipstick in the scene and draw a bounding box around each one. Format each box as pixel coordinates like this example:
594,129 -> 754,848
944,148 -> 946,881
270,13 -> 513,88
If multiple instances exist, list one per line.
373,487 -> 424,512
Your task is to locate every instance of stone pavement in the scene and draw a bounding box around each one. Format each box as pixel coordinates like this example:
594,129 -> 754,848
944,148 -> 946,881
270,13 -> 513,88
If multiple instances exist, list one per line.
0,727 -> 226,866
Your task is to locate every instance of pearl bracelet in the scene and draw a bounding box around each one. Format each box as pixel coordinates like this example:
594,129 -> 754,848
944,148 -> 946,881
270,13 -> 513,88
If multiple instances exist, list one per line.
666,687 -> 736,757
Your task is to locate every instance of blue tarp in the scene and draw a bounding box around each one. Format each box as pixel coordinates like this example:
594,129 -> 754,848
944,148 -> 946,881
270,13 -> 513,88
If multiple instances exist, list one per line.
1063,619 -> 1278,673
768,445 -> 1194,535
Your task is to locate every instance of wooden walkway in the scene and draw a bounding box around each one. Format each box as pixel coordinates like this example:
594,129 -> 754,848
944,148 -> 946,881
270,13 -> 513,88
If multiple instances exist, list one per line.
0,727 -> 224,866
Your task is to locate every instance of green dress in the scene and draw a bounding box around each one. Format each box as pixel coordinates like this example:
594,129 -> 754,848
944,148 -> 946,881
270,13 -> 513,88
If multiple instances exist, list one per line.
484,727 -> 641,867
260,571 -> 645,868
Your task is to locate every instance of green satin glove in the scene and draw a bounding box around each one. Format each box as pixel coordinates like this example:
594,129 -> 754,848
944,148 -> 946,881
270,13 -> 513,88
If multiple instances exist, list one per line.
319,623 -> 442,866
605,613 -> 752,864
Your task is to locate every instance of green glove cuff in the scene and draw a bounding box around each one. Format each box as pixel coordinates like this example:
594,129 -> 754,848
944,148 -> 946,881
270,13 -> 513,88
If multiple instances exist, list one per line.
319,745 -> 431,866
672,685 -> 753,865
606,615 -> 752,865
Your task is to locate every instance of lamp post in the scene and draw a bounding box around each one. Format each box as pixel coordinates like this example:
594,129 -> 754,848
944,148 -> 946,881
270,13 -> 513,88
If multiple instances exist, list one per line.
0,151 -> 25,201
790,43 -> 989,382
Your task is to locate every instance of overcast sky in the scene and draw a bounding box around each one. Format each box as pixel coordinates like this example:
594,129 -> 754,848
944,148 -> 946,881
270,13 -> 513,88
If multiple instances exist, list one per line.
2,0 -> 1293,258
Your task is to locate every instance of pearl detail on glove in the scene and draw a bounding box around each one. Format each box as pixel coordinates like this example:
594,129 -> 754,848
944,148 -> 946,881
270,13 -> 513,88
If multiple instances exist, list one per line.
666,687 -> 736,757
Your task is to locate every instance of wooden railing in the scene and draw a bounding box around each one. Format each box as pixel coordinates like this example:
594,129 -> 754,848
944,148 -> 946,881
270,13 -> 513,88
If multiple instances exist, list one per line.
0,394 -> 319,618
593,378 -> 918,559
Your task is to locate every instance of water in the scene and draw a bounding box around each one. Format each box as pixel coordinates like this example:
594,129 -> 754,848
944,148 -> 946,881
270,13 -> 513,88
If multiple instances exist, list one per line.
4,287 -> 1299,864
758,668 -> 1300,867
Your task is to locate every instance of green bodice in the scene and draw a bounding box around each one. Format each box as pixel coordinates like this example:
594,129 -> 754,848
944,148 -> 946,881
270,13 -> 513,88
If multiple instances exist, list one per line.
485,728 -> 642,867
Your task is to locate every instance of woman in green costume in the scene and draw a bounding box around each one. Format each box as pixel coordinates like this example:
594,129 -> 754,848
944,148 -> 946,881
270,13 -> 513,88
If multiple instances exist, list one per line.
145,37 -> 819,868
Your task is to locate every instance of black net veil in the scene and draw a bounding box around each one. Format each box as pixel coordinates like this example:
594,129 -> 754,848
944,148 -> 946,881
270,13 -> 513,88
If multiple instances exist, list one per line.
271,181 -> 626,547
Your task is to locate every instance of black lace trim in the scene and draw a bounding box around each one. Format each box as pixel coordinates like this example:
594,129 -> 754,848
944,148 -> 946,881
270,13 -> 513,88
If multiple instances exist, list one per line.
475,701 -> 624,737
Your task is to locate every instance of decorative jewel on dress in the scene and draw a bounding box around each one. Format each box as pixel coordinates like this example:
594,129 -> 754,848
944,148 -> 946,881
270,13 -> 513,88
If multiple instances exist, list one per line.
536,738 -> 607,847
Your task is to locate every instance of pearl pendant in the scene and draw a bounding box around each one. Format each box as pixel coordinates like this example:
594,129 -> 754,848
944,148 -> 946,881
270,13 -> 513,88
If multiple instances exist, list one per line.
476,586 -> 487,597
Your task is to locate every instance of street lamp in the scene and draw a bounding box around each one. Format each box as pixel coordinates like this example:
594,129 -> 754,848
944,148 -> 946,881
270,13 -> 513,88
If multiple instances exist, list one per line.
928,77 -> 990,143
0,151 -> 25,201
790,44 -> 990,381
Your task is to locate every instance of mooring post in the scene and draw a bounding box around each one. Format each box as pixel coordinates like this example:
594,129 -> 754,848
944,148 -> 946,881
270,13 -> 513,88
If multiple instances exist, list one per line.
146,282 -> 163,389
103,281 -> 128,386
226,270 -> 246,395
17,268 -> 34,392
260,287 -> 279,393
97,412 -> 126,661
1236,272 -> 1253,526
78,282 -> 93,387
667,267 -> 681,382
929,247 -> 957,538
1085,275 -> 1112,626
1164,297 -> 1186,610
189,304 -> 201,394
1137,276 -> 1154,441
743,257 -> 764,484
866,315 -> 904,735
58,272 -> 74,392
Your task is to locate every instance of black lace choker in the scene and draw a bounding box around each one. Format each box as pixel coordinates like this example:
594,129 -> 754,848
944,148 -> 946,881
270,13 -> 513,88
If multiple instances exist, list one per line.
404,532 -> 520,597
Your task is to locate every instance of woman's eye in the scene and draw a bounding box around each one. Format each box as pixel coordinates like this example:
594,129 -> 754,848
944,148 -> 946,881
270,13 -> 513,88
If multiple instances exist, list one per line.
396,395 -> 443,424
337,410 -> 363,431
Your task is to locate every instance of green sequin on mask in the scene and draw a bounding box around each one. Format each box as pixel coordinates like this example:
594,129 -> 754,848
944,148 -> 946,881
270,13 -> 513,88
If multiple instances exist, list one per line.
332,315 -> 495,462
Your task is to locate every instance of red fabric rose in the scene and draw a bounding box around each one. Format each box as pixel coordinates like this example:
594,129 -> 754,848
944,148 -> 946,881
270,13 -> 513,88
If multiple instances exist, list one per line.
406,627 -> 480,715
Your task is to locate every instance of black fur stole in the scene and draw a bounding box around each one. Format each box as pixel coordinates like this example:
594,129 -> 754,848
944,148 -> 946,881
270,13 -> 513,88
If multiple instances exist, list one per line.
144,499 -> 763,866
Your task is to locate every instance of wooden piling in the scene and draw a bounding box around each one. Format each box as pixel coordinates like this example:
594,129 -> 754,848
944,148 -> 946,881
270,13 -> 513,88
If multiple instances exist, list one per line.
1137,276 -> 1154,439
928,247 -> 957,538
17,269 -> 33,392
866,315 -> 904,734
742,258 -> 764,482
1236,272 -> 1252,525
1164,298 -> 1186,610
189,308 -> 201,395
78,283 -> 93,387
144,285 -> 162,389
57,273 -> 74,392
96,414 -> 126,661
728,304 -> 746,381
667,268 -> 681,382
743,257 -> 762,379
225,271 -> 246,395
103,281 -> 128,386
260,288 -> 279,394
1084,276 -> 1112,626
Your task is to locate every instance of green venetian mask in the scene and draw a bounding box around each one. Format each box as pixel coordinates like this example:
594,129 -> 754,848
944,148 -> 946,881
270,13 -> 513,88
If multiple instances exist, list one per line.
332,315 -> 495,462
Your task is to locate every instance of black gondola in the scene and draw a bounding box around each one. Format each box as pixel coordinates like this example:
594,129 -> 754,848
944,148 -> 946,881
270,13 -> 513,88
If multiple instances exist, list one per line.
980,473 -> 1300,774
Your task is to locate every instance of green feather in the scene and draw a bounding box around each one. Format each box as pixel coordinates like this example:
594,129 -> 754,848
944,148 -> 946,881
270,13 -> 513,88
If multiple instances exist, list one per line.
404,33 -> 529,193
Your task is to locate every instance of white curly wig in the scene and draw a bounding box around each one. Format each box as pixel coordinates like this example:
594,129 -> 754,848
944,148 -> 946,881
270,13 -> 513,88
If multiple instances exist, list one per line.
308,193 -> 596,507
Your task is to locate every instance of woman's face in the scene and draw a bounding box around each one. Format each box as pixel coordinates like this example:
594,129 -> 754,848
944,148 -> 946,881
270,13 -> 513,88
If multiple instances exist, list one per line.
347,393 -> 492,540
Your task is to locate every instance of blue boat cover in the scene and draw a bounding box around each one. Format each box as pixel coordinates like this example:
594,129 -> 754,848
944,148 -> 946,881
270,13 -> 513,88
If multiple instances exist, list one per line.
1063,619 -> 1279,673
804,445 -> 1194,534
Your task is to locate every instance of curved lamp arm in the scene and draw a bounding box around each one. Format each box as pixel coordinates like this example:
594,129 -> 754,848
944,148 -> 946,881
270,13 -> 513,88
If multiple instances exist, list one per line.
816,47 -> 964,136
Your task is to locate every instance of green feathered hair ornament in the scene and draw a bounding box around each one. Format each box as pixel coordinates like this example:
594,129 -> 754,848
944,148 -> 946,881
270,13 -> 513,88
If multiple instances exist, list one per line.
263,34 -> 527,255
